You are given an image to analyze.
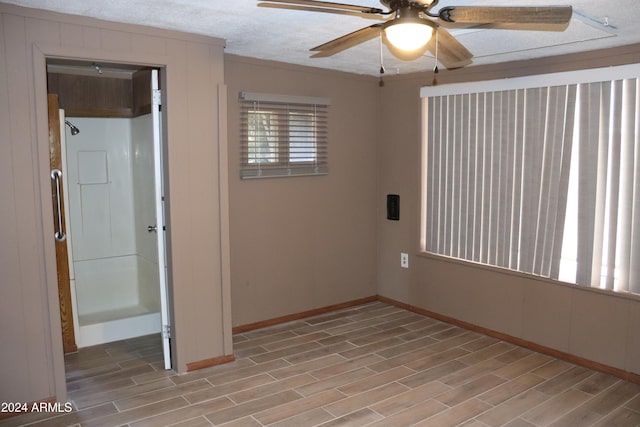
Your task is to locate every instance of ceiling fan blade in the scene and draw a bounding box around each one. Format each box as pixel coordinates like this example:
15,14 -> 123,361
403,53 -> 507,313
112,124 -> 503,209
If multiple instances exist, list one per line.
258,0 -> 385,14
439,6 -> 572,29
258,2 -> 386,20
310,24 -> 383,57
427,27 -> 473,69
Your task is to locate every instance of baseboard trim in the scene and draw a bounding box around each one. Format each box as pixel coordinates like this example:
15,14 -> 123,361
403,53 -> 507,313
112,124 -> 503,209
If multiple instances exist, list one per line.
232,295 -> 378,334
186,354 -> 235,372
205,294 -> 639,385
377,295 -> 640,385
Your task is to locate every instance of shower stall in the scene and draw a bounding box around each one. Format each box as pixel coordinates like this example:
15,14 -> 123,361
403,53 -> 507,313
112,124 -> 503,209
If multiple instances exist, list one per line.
62,114 -> 163,348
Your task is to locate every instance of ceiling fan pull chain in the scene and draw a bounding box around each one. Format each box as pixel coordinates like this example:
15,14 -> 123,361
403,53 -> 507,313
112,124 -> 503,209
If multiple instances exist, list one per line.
379,30 -> 385,87
433,27 -> 439,75
379,30 -> 385,75
432,27 -> 439,86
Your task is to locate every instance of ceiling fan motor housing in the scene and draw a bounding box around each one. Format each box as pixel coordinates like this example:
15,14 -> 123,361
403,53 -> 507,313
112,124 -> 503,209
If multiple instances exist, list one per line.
380,0 -> 438,13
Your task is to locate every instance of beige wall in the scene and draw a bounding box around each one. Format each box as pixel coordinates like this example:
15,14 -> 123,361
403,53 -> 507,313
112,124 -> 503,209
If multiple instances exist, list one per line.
225,56 -> 379,326
0,4 -> 231,403
376,44 -> 640,377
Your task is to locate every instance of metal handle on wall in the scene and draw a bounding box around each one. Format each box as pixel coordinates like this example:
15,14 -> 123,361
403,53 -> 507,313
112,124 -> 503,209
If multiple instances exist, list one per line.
51,169 -> 66,242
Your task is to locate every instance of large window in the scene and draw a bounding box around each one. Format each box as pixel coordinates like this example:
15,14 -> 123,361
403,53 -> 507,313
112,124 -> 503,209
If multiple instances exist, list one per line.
421,64 -> 640,296
239,92 -> 329,179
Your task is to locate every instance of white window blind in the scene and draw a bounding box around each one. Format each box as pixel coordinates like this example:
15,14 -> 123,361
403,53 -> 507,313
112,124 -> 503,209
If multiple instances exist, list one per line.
422,86 -> 576,278
421,64 -> 640,296
560,78 -> 640,294
239,92 -> 329,179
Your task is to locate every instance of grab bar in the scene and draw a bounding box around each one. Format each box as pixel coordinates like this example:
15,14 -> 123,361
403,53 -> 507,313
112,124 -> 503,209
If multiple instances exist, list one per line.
50,169 -> 66,242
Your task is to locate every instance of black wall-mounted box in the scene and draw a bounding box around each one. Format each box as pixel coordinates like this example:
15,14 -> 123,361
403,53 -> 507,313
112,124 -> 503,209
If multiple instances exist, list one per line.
387,194 -> 399,221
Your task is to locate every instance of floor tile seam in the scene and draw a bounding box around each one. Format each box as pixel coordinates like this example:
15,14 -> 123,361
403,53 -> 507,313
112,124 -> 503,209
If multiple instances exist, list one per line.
436,356 -> 520,387
563,374 -> 624,400
433,374 -> 509,408
305,360 -> 366,381
336,379 -> 413,402
249,414 -> 266,427
67,379 -> 139,399
252,388 -> 348,424
197,370 -> 284,400
163,415 -> 212,427
260,406 -> 335,427
520,380 -> 625,425
605,385 -> 640,414
367,398 -> 455,426
293,319 -> 360,334
373,344 -> 439,362
282,344 -> 361,365
208,358 -> 293,384
235,334 -> 299,350
249,342 -> 325,363
241,332 -> 303,346
531,360 -> 575,380
86,395 -> 191,426
474,379 -> 538,409
68,365 -> 156,388
112,392 -> 193,414
365,386 -> 455,419
319,326 -> 390,342
261,334 -> 335,352
457,345 -> 519,366
625,404 -> 640,415
112,378 -> 213,412
130,371 -> 175,386
346,329 -> 412,347
372,380 -> 453,410
222,373 -> 309,405
341,338 -> 406,355
517,392 -> 593,427
534,376 -> 595,397
478,383 -> 555,424
204,389 -> 306,423
416,397 -> 494,426
295,366 -> 380,394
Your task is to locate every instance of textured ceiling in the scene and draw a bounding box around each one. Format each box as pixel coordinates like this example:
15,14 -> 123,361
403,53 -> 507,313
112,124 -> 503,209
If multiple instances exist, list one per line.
3,0 -> 639,76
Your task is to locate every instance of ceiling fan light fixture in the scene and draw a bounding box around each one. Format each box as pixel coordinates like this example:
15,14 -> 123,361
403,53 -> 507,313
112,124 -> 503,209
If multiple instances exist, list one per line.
384,21 -> 432,51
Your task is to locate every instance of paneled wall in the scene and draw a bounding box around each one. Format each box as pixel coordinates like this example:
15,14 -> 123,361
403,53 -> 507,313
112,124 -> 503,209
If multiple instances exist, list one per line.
0,4 -> 231,404
224,56 -> 379,327
376,44 -> 640,378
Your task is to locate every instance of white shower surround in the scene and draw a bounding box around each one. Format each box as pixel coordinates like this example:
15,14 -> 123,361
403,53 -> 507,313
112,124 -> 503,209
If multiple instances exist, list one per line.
65,115 -> 161,348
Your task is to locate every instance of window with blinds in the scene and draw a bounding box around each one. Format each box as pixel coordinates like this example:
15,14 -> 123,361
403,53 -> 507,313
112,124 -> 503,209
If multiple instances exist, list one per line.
420,64 -> 640,296
239,92 -> 329,179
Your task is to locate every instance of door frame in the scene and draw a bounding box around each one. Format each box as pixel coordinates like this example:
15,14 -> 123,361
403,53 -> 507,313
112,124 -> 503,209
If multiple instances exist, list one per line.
35,46 -> 175,399
46,64 -> 172,361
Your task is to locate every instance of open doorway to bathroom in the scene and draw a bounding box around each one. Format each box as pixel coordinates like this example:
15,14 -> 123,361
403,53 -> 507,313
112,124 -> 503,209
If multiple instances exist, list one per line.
46,59 -> 172,371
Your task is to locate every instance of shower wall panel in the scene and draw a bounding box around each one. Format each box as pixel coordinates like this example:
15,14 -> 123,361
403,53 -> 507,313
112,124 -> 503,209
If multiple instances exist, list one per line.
66,117 -> 139,318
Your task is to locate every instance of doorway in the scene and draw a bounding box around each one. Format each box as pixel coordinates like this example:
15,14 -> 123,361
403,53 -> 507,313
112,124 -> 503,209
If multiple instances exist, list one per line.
46,60 -> 172,370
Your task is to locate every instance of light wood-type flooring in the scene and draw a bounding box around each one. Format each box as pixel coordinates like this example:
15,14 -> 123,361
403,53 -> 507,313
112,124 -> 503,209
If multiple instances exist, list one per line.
3,301 -> 640,426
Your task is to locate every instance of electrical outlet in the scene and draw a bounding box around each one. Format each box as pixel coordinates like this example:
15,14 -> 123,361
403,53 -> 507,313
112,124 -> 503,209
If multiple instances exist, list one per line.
401,253 -> 409,268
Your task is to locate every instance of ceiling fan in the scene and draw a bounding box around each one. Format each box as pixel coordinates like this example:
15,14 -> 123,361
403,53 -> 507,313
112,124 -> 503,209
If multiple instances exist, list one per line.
258,0 -> 573,70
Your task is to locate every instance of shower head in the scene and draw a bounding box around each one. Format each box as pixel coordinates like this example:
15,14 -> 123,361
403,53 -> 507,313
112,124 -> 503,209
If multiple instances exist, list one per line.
65,120 -> 80,136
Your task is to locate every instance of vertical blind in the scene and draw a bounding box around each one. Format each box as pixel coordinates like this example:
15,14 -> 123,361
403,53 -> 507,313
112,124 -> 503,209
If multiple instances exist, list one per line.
423,86 -> 576,278
422,66 -> 640,295
239,92 -> 329,179
568,78 -> 640,294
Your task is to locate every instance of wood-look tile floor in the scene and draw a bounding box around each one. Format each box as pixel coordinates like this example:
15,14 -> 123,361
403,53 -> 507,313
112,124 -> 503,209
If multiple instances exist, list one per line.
3,301 -> 640,426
